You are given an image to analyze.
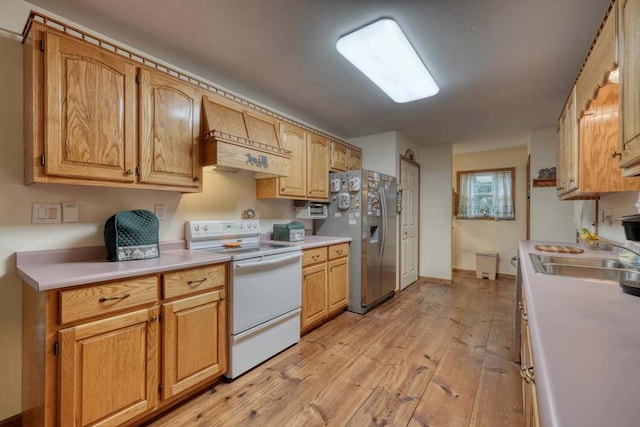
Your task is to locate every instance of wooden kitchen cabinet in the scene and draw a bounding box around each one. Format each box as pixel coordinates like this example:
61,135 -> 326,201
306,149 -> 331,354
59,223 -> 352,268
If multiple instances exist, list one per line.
307,132 -> 329,200
556,87 -> 578,197
23,23 -> 203,192
22,263 -> 228,427
519,293 -> 540,427
257,125 -> 333,201
138,68 -> 202,189
327,243 -> 349,315
59,307 -> 159,427
617,0 -> 640,175
555,2 -> 640,199
256,123 -> 307,199
348,149 -> 362,170
330,141 -> 349,172
301,243 -> 350,334
301,247 -> 328,332
37,28 -> 137,184
162,290 -> 226,399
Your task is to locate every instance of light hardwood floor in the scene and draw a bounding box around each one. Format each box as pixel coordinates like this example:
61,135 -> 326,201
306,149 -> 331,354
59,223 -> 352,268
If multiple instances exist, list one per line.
146,271 -> 523,427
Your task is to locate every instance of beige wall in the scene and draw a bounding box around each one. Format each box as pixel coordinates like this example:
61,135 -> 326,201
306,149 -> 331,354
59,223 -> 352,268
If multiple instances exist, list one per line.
419,144 -> 452,280
0,33 -> 297,419
452,145 -> 528,275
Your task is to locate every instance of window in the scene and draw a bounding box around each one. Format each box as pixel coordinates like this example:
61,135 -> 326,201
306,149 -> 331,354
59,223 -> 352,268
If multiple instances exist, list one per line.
456,168 -> 515,220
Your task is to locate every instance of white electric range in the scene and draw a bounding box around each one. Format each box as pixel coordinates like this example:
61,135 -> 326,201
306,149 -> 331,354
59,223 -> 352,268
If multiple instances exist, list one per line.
185,220 -> 302,379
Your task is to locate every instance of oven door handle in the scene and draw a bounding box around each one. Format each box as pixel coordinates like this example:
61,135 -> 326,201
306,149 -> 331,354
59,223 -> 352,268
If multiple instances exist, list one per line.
234,252 -> 302,269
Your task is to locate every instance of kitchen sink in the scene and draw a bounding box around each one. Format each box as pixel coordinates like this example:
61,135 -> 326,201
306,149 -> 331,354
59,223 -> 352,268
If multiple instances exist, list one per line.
530,253 -> 640,283
531,255 -> 627,269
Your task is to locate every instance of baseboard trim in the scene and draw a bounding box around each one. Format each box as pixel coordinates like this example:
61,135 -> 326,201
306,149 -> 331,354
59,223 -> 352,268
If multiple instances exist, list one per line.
451,268 -> 515,280
0,413 -> 22,427
418,276 -> 452,285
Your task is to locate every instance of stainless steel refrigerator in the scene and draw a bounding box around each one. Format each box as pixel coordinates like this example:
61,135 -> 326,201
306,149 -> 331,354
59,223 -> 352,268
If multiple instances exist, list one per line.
316,169 -> 398,314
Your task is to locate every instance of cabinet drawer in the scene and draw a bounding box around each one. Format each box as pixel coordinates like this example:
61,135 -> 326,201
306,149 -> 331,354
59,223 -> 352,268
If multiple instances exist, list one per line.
59,276 -> 158,325
163,263 -> 226,299
303,247 -> 327,267
328,243 -> 349,260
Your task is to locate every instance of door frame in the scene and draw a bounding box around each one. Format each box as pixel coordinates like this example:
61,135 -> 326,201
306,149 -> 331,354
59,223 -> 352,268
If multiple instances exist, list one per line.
399,154 -> 421,290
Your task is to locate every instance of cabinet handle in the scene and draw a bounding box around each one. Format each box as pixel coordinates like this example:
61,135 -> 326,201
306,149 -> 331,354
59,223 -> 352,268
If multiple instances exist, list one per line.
611,150 -> 623,159
336,249 -> 343,254
193,176 -> 200,182
281,188 -> 285,192
187,277 -> 207,286
312,255 -> 320,260
149,315 -> 158,322
125,169 -> 134,175
521,311 -> 528,321
518,301 -> 523,311
98,293 -> 130,303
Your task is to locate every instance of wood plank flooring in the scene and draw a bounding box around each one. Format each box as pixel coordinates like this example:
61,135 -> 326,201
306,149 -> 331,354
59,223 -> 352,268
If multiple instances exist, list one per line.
146,271 -> 523,427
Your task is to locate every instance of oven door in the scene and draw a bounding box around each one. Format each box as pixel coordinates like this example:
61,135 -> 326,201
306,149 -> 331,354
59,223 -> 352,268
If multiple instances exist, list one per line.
229,251 -> 302,334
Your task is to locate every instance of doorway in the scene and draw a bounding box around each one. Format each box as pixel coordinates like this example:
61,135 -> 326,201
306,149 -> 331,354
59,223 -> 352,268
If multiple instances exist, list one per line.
400,155 -> 420,290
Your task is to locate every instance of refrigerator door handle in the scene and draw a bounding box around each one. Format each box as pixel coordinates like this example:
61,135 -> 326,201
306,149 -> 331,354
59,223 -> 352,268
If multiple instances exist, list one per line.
379,187 -> 386,262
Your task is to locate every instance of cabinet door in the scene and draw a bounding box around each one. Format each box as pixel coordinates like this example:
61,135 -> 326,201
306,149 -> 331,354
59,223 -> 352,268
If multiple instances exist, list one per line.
301,263 -> 327,330
619,0 -> 640,172
44,31 -> 136,182
59,307 -> 159,427
327,257 -> 349,314
162,289 -> 227,399
278,123 -> 307,197
330,142 -> 348,172
139,68 -> 202,189
348,149 -> 362,170
307,133 -> 329,200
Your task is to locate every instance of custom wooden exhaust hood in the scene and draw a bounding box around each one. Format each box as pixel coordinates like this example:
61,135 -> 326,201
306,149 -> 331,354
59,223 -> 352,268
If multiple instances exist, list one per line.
202,95 -> 291,177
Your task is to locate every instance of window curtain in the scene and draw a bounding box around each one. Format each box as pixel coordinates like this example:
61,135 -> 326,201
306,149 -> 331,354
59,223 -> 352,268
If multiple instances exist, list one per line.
493,171 -> 514,220
457,170 -> 514,220
457,172 -> 474,219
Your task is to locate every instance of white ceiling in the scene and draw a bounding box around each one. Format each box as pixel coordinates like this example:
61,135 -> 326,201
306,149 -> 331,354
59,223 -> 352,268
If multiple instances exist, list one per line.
25,0 -> 612,146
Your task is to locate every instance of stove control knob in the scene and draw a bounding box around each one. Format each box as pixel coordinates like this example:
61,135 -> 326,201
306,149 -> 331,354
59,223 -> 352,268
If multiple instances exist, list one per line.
195,225 -> 200,231
203,225 -> 208,231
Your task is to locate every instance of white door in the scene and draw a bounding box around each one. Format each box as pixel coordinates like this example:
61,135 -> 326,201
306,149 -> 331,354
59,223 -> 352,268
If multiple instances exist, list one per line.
400,157 -> 420,290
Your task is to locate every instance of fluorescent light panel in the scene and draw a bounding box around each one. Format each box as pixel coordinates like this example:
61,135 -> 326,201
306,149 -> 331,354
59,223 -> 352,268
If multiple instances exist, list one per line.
336,18 -> 439,103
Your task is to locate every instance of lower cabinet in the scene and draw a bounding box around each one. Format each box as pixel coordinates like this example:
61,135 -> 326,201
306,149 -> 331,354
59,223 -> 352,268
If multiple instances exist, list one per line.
301,243 -> 349,334
59,307 -> 160,426
520,293 -> 540,427
22,262 -> 227,427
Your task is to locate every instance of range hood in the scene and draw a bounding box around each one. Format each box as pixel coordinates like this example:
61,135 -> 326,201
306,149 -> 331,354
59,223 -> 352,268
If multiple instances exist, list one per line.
202,95 -> 291,178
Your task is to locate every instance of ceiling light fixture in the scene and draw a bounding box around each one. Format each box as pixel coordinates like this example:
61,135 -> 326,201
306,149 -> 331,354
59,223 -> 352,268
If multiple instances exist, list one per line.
336,18 -> 439,103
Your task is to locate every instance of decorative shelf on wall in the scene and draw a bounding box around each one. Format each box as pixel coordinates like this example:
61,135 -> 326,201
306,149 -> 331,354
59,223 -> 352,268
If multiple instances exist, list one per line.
532,178 -> 557,187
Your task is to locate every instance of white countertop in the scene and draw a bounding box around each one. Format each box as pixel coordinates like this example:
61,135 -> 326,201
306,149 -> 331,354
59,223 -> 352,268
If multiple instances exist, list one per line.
16,241 -> 230,291
519,240 -> 640,427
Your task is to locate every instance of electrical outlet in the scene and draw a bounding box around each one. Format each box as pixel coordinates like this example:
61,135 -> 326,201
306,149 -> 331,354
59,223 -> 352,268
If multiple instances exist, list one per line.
154,204 -> 165,220
32,203 -> 62,224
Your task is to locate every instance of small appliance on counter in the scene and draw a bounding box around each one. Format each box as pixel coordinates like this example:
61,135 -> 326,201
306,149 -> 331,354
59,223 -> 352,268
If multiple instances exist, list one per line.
272,221 -> 306,242
294,201 -> 328,219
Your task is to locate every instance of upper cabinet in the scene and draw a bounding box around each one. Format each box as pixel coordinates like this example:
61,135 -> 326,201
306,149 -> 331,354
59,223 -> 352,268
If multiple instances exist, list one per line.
139,68 -> 202,188
618,0 -> 640,175
307,133 -> 329,200
556,1 -> 640,198
24,23 -> 203,192
329,141 -> 363,172
330,141 -> 349,171
40,29 -> 137,184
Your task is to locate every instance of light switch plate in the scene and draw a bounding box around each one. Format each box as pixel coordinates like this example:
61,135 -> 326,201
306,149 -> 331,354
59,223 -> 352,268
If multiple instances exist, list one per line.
62,202 -> 79,223
32,203 -> 62,224
154,204 -> 165,220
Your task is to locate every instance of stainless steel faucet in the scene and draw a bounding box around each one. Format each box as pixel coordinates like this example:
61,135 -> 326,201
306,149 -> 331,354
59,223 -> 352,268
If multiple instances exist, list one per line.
594,241 -> 640,266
